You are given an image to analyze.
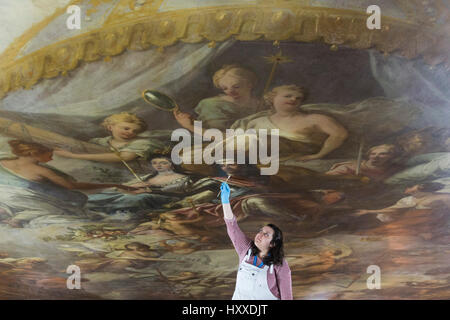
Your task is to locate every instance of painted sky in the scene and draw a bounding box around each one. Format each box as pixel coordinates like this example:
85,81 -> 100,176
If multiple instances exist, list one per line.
0,0 -> 70,54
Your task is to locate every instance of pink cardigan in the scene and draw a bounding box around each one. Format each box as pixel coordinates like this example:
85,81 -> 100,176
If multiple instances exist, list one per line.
225,216 -> 293,300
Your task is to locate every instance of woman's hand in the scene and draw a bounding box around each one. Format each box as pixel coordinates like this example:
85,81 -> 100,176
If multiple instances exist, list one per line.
220,182 -> 231,204
173,110 -> 193,128
129,181 -> 151,188
221,182 -> 235,220
116,184 -> 152,194
130,187 -> 153,194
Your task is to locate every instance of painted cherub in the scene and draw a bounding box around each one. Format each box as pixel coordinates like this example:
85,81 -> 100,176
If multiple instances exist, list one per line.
173,64 -> 264,133
54,112 -> 164,162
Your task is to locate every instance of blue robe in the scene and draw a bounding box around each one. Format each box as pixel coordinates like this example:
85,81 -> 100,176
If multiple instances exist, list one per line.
0,164 -> 87,221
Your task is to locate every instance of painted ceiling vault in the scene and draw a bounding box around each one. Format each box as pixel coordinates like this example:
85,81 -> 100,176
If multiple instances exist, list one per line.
0,0 -> 449,300
0,0 -> 449,99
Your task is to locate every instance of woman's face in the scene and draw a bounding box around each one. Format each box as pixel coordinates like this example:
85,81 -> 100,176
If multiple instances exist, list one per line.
151,158 -> 173,172
254,226 -> 274,252
108,122 -> 142,140
218,72 -> 252,101
273,89 -> 304,113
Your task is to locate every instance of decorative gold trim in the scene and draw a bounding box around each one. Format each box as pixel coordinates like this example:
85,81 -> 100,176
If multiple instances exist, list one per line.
0,4 -> 449,99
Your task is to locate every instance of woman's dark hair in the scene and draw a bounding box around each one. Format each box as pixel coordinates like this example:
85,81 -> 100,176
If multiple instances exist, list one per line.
250,223 -> 285,266
148,154 -> 184,175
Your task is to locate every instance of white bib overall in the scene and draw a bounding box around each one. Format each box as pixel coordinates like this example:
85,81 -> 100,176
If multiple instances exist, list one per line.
232,249 -> 279,300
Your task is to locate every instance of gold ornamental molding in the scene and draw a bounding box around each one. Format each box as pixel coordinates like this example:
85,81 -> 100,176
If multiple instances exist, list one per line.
0,3 -> 449,100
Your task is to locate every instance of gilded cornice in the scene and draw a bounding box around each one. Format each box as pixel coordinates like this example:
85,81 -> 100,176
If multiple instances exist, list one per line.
0,3 -> 449,99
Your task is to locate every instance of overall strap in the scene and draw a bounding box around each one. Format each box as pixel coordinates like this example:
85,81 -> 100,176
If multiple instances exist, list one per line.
244,248 -> 252,262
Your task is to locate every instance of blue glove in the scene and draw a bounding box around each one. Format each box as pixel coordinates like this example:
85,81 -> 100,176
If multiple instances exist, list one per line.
220,182 -> 231,204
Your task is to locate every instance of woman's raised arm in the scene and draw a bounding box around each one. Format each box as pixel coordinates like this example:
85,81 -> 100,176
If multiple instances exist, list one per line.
221,182 -> 234,220
221,182 -> 251,256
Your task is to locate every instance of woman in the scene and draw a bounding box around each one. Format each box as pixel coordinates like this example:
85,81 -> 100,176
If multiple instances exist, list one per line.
220,181 -> 293,300
231,84 -> 348,161
129,156 -> 191,192
87,155 -> 193,214
174,64 -> 264,132
0,140 -> 132,226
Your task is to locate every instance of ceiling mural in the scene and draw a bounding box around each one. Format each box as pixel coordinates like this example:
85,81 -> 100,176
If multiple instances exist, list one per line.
0,0 -> 449,300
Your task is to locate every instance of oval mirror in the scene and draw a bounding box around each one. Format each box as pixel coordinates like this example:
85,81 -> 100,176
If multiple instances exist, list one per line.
142,90 -> 179,112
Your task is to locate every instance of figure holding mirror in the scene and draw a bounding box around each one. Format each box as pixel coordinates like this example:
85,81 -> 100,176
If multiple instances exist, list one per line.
171,65 -> 265,132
